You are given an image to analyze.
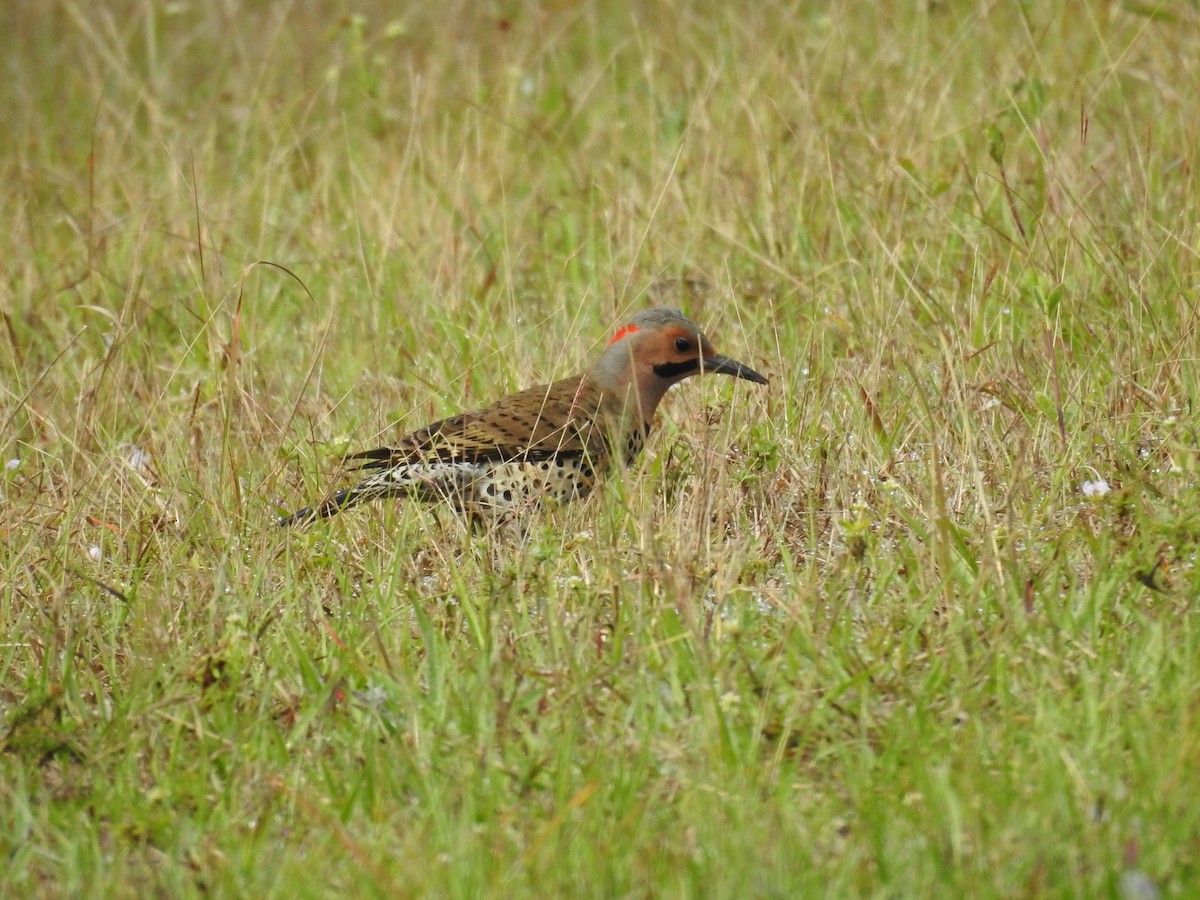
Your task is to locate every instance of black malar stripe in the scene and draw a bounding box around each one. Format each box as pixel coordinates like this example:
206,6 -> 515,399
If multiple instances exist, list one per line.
652,359 -> 700,378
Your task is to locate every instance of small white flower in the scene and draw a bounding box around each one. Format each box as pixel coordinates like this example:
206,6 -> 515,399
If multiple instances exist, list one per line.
126,446 -> 151,472
1081,479 -> 1110,498
4,458 -> 18,471
1120,869 -> 1160,900
356,685 -> 389,710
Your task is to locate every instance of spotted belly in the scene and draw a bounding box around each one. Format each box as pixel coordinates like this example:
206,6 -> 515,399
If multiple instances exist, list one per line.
467,456 -> 598,513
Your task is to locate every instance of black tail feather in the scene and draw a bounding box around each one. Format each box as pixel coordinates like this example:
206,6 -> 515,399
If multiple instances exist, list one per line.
345,446 -> 396,466
278,487 -> 361,527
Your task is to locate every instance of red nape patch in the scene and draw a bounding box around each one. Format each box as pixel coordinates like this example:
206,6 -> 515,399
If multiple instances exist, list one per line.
609,323 -> 639,345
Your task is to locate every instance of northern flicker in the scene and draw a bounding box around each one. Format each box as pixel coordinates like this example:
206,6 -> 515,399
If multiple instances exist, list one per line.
280,307 -> 767,526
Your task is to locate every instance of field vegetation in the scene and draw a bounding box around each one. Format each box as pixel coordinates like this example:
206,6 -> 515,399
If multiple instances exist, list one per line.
2,1 -> 1198,895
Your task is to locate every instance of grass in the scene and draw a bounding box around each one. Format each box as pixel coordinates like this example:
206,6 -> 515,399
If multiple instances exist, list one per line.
3,0 -> 1199,895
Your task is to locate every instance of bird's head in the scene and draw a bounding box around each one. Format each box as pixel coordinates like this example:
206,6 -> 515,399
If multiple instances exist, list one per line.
590,307 -> 767,417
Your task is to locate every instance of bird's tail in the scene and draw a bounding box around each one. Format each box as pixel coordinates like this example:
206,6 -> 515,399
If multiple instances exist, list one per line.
279,458 -> 446,526
278,485 -> 371,527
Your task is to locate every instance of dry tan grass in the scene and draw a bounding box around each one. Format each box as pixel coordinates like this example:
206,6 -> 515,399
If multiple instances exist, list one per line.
2,1 -> 1199,895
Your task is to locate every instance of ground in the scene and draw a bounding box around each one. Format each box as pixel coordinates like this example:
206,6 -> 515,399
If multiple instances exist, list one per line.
2,1 -> 1198,896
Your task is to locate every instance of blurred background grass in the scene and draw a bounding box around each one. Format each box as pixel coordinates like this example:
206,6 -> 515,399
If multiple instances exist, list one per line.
2,1 -> 1199,895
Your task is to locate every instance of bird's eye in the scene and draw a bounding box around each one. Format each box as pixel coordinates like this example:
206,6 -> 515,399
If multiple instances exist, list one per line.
674,337 -> 692,353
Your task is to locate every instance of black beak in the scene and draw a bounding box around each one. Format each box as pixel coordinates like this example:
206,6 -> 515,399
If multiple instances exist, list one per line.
701,354 -> 768,384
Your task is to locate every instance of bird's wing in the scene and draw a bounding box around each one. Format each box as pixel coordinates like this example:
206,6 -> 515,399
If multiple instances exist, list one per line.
347,377 -> 610,469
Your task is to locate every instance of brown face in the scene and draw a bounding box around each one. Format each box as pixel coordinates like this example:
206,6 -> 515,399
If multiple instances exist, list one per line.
645,325 -> 768,385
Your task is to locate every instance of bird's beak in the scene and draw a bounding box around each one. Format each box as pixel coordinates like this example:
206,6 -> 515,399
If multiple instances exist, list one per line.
701,354 -> 768,384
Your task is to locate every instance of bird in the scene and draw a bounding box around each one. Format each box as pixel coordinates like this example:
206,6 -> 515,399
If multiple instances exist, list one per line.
279,307 -> 767,526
